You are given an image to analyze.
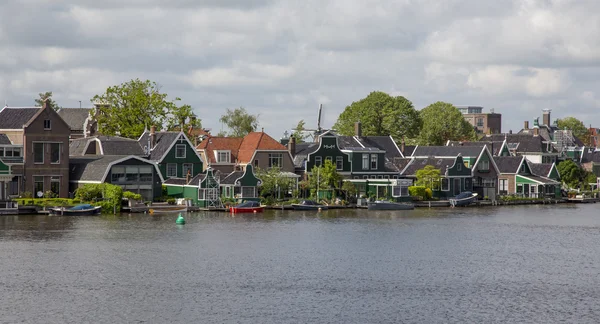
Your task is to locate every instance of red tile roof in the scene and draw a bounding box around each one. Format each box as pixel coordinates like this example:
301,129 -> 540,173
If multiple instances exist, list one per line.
196,131 -> 287,164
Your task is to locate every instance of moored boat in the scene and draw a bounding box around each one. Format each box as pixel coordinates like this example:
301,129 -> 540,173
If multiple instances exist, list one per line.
291,200 -> 328,210
449,191 -> 478,207
49,204 -> 102,216
230,201 -> 264,214
367,200 -> 415,210
148,206 -> 188,214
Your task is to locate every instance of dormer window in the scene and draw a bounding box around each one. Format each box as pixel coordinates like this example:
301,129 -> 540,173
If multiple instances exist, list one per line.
215,150 -> 230,163
44,119 -> 51,130
175,144 -> 186,158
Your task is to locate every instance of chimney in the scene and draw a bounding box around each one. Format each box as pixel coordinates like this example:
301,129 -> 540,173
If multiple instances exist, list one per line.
524,121 -> 529,130
355,121 -> 362,137
509,130 -> 513,134
543,109 -> 551,126
533,127 -> 539,137
43,98 -> 50,110
401,137 -> 405,154
186,169 -> 191,184
288,135 -> 296,157
150,125 -> 156,148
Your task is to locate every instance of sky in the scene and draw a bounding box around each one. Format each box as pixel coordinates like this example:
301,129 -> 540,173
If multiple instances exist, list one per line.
1,0 -> 599,139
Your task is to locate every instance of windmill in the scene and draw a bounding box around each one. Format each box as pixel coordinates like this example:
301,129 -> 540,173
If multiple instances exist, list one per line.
291,104 -> 331,142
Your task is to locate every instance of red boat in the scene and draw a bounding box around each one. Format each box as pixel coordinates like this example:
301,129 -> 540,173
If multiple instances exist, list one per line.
230,201 -> 264,214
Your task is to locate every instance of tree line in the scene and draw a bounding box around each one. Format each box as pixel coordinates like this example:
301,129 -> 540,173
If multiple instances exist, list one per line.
35,80 -> 592,147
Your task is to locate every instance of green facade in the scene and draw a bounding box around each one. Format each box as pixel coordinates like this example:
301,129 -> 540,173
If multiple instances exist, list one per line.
347,151 -> 387,175
157,133 -> 203,179
0,160 -> 10,175
436,156 -> 473,198
306,134 -> 351,173
221,164 -> 262,203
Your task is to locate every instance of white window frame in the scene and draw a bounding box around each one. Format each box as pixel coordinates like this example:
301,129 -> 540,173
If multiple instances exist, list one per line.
479,160 -> 489,171
370,154 -> 377,170
198,188 -> 206,200
215,150 -> 230,163
314,156 -> 322,167
269,153 -> 283,168
182,163 -> 193,177
499,179 -> 508,192
336,156 -> 343,170
175,144 -> 186,158
362,154 -> 369,170
167,163 -> 177,177
241,186 -> 256,198
441,178 -> 450,191
33,142 -> 44,164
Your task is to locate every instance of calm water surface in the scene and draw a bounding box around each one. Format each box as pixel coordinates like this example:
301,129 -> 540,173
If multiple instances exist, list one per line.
1,204 -> 600,323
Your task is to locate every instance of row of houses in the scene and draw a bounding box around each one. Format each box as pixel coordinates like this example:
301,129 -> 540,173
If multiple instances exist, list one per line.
0,103 -> 596,206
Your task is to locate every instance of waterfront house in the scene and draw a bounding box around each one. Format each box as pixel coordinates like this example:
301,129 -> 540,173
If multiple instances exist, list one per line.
0,101 -> 70,198
400,155 -> 473,198
411,144 -> 500,200
138,126 -> 204,180
480,132 -> 558,164
218,163 -> 262,202
0,134 -> 23,199
493,156 -> 560,198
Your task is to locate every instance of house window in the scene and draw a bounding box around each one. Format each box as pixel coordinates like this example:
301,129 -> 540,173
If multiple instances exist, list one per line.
335,156 -> 343,170
392,185 -> 410,197
111,166 -> 125,183
476,118 -> 484,127
50,176 -> 60,196
167,163 -> 177,177
370,154 -> 377,169
225,187 -> 230,198
315,156 -> 322,167
441,178 -> 450,191
241,186 -> 255,198
479,160 -> 489,172
499,179 -> 508,194
198,188 -> 206,200
11,147 -> 21,157
33,176 -> 44,196
520,164 -> 525,173
182,164 -> 193,177
33,143 -> 44,163
216,151 -> 230,163
50,143 -> 60,164
44,119 -> 51,130
139,166 -> 153,182
363,175 -> 368,179
464,178 -> 472,190
175,144 -> 186,158
126,166 -> 139,182
254,160 -> 259,168
269,153 -> 283,168
362,154 -> 369,170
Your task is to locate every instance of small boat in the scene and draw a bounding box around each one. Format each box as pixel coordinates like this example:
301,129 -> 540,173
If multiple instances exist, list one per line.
449,191 -> 479,207
230,201 -> 264,214
291,200 -> 328,210
367,200 -> 415,210
148,206 -> 188,214
49,204 -> 102,216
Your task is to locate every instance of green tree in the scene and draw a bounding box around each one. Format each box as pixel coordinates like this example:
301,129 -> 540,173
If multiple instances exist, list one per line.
91,79 -> 183,138
165,104 -> 202,131
308,160 -> 343,197
419,101 -> 477,145
255,166 -> 296,199
583,171 -> 597,190
557,159 -> 584,189
341,180 -> 357,199
415,165 -> 442,190
556,117 -> 591,146
219,107 -> 259,137
291,119 -> 310,143
333,91 -> 422,142
35,91 -> 61,111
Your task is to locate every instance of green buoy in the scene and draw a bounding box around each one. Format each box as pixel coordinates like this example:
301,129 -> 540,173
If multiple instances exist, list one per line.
176,213 -> 186,225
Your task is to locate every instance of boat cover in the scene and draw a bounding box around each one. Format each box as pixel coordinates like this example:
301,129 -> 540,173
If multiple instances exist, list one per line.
454,192 -> 473,199
69,204 -> 95,210
235,201 -> 261,208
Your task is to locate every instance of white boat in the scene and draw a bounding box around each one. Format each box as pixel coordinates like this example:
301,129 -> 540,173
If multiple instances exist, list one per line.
449,192 -> 478,207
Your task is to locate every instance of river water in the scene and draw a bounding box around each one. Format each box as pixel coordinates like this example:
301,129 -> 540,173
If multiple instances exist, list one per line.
1,204 -> 600,323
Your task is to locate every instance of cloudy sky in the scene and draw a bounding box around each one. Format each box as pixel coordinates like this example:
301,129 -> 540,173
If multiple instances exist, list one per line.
1,0 -> 599,138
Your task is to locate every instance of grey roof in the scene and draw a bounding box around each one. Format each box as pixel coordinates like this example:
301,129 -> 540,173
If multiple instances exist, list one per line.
139,131 -> 181,161
401,157 -> 457,176
57,108 -> 91,131
69,156 -> 124,182
580,149 -> 600,164
412,145 -> 484,158
482,133 -> 553,153
0,134 -> 12,144
293,142 -> 318,168
188,173 -> 206,186
529,163 -> 553,177
220,171 -> 244,185
0,107 -> 40,129
519,126 -> 585,147
69,138 -> 89,156
391,158 -> 412,174
448,140 -> 504,156
401,145 -> 416,157
493,156 -> 523,173
69,136 -> 146,156
163,177 -> 187,185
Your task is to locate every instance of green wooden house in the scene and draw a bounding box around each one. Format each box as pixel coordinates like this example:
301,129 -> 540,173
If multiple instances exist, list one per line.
219,164 -> 262,203
494,156 -> 561,198
401,155 -> 474,199
138,127 -> 203,180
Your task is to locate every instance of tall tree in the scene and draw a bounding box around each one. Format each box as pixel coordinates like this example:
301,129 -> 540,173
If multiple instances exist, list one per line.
35,91 -> 61,111
291,119 -> 310,143
219,107 -> 259,137
165,104 -> 202,131
333,91 -> 422,142
415,165 -> 442,190
91,79 -> 182,139
418,101 -> 477,145
556,117 -> 591,146
557,159 -> 585,189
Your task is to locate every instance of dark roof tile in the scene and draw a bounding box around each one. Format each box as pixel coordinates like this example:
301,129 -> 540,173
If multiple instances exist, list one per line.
493,156 -> 523,173
401,157 -> 458,176
0,107 -> 40,129
412,145 -> 484,158
0,134 -> 12,144
56,108 -> 91,131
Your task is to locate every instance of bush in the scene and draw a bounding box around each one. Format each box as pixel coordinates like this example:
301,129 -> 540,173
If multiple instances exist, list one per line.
123,191 -> 142,201
21,191 -> 33,198
408,186 -> 427,200
74,183 -> 123,213
167,198 -> 176,205
424,188 -> 433,200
